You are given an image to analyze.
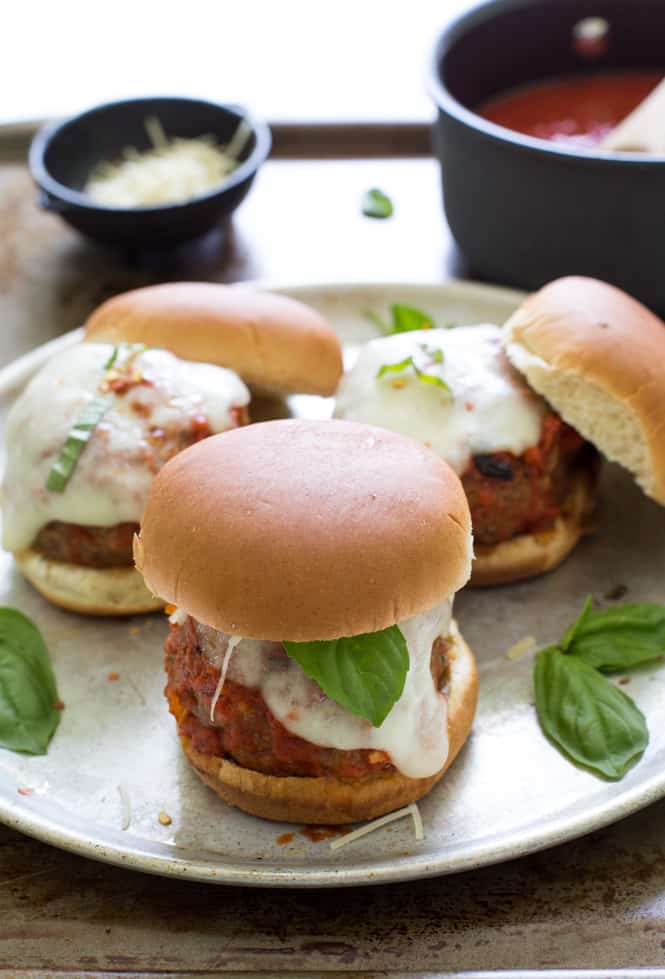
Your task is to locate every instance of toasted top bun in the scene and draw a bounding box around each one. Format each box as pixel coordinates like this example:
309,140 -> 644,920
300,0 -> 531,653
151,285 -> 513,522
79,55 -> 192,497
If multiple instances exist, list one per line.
505,276 -> 665,505
84,283 -> 343,396
135,419 -> 472,640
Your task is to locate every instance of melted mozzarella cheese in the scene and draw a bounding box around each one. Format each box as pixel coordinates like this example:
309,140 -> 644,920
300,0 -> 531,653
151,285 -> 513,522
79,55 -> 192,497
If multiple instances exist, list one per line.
195,599 -> 453,780
334,325 -> 546,474
2,344 -> 250,552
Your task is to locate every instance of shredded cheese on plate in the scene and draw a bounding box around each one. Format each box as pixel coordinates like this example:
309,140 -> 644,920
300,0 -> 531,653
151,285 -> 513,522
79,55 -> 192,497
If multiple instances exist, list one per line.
331,802 -> 424,851
505,635 -> 537,661
117,783 -> 131,831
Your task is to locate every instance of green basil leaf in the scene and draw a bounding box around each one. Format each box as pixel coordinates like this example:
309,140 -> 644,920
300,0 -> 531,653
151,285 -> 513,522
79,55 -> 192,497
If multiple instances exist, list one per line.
534,648 -> 648,780
365,305 -> 457,335
0,609 -> 60,755
561,595 -> 594,651
376,350 -> 453,398
46,396 -> 110,492
365,308 -> 390,333
104,341 -> 148,370
412,362 -> 453,397
568,602 -> 665,672
283,626 -> 409,727
418,343 -> 444,364
104,345 -> 120,370
361,187 -> 393,219
391,303 -> 433,333
376,356 -> 414,379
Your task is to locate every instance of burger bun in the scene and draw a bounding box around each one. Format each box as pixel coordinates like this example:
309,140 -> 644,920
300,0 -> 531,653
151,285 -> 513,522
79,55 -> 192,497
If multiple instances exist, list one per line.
84,282 -> 343,397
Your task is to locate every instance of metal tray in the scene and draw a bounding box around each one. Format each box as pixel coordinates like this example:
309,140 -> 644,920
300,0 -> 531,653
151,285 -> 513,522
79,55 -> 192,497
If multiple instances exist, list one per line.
0,280 -> 664,888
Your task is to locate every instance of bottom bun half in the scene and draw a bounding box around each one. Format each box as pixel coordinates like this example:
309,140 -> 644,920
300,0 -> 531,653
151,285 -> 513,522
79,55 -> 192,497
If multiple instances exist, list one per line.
173,621 -> 478,825
14,549 -> 164,616
470,470 -> 597,587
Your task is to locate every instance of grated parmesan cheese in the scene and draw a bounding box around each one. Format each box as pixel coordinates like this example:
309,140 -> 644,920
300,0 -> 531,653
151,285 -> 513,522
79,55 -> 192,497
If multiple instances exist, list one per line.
117,783 -> 131,831
209,636 -> 242,721
168,605 -> 188,626
330,803 -> 424,851
84,115 -> 251,208
505,635 -> 537,661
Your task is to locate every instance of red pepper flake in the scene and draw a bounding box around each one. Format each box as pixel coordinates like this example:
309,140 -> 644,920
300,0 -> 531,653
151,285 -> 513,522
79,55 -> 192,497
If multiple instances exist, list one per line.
465,401 -> 474,412
130,400 -> 152,418
190,414 -> 211,442
17,787 -> 33,796
53,699 -> 65,711
107,672 -> 120,682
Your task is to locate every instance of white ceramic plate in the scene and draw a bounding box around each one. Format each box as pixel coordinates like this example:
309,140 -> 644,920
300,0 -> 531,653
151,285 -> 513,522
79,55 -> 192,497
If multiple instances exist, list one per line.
1,279 -> 664,888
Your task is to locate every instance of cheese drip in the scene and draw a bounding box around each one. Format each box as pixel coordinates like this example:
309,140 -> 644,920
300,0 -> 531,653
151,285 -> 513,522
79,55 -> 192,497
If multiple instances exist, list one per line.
2,344 -> 250,552
334,324 -> 546,474
193,599 -> 453,780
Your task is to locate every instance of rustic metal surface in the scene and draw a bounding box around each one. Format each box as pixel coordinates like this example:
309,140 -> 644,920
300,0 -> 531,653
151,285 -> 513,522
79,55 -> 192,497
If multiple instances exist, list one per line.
1,156 -> 665,970
4,803 -> 665,972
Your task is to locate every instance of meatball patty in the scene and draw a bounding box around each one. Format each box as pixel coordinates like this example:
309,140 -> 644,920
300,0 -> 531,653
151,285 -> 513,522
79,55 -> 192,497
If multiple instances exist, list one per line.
164,615 -> 450,782
33,405 -> 248,568
462,412 -> 597,546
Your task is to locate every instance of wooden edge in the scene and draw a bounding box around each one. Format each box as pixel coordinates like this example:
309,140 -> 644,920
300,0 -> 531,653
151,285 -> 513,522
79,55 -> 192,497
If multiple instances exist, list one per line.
0,119 -> 433,163
4,971 -> 664,978
271,120 -> 433,158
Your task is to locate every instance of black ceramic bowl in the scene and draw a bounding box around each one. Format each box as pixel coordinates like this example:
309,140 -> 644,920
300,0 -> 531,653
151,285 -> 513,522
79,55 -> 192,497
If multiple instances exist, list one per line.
29,96 -> 271,246
429,0 -> 665,313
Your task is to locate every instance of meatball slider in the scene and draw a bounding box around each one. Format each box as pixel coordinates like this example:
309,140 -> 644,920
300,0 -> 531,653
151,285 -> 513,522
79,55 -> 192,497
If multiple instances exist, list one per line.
2,343 -> 249,615
135,419 -> 477,825
85,282 -> 343,397
504,276 -> 665,506
335,325 -> 597,586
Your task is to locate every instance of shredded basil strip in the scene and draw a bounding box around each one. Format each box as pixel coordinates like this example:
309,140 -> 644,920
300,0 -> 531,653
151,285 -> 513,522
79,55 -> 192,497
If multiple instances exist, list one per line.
105,342 -> 148,370
412,362 -> 452,394
376,348 -> 452,397
376,356 -> 414,379
104,345 -> 120,370
419,343 -> 444,364
45,342 -> 151,494
46,396 -> 110,492
361,187 -> 393,219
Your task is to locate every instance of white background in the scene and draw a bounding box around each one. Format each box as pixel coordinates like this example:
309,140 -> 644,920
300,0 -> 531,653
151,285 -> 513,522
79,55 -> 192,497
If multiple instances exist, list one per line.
1,0 -> 470,124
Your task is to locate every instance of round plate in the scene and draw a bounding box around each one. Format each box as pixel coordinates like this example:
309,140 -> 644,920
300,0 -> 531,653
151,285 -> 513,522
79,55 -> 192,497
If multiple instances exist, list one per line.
1,279 -> 664,888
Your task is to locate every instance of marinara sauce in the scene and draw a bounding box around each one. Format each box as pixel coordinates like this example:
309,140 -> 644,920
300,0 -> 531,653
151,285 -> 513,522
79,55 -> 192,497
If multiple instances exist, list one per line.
478,71 -> 663,148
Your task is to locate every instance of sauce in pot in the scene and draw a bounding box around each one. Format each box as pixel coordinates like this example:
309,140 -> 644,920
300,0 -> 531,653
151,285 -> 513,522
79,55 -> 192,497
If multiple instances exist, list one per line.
477,71 -> 663,148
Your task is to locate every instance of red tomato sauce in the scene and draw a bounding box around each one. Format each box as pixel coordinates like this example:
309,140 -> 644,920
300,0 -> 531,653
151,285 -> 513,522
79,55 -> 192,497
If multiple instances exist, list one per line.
477,71 -> 663,147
